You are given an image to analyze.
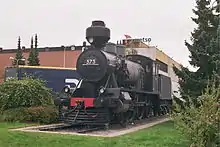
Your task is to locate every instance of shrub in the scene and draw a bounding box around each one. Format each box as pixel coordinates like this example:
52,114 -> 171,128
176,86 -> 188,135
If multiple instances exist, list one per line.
1,106 -> 59,124
0,76 -> 54,112
26,106 -> 59,124
171,83 -> 220,147
0,107 -> 27,122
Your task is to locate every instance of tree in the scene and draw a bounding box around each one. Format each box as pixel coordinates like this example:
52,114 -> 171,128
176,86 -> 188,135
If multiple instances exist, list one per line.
173,0 -> 220,103
172,82 -> 220,147
27,34 -> 40,66
13,36 -> 25,66
27,36 -> 36,66
34,34 -> 40,66
171,1 -> 220,146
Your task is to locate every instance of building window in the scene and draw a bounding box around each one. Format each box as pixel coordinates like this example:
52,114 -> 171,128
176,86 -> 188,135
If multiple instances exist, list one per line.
156,59 -> 168,73
152,63 -> 159,75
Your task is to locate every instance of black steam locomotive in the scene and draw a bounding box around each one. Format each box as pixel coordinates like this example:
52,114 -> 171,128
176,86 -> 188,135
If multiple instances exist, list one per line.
54,20 -> 172,127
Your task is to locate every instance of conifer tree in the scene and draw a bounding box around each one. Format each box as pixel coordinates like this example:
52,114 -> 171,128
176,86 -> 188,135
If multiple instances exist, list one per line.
34,34 -> 38,49
28,36 -> 36,66
28,34 -> 40,66
31,36 -> 33,49
13,36 -> 25,66
173,0 -> 220,103
34,34 -> 40,66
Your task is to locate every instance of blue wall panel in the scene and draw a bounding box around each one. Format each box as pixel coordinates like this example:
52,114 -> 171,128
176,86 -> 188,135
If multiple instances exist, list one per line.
5,67 -> 82,93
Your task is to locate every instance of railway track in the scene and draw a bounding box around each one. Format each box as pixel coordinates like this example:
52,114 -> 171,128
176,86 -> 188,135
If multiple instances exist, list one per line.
38,115 -> 169,134
39,123 -> 105,134
39,123 -> 80,132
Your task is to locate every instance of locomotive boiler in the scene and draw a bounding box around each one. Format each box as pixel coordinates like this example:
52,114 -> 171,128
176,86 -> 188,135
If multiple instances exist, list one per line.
54,20 -> 172,128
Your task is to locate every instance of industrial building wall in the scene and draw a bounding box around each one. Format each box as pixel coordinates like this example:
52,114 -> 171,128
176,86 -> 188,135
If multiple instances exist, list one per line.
0,50 -> 81,83
134,47 -> 156,60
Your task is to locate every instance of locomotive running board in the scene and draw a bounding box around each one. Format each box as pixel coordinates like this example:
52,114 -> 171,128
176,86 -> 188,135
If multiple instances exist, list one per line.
120,88 -> 158,95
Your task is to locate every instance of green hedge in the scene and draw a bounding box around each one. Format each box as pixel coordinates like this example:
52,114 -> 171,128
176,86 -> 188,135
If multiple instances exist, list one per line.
1,106 -> 58,124
0,77 -> 54,112
0,76 -> 59,124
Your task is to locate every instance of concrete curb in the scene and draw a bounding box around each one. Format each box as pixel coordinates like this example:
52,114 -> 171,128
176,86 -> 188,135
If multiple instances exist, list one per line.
10,117 -> 171,138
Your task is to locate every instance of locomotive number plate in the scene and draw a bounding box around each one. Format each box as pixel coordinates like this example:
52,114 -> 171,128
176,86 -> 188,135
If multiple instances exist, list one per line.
83,58 -> 99,66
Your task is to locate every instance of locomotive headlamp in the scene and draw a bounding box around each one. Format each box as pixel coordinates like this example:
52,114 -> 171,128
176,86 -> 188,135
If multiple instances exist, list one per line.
88,37 -> 94,44
63,85 -> 70,93
99,86 -> 105,94
64,87 -> 69,93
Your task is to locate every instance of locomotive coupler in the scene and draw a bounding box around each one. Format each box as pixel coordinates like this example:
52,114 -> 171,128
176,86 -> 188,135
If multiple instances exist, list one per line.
75,100 -> 85,109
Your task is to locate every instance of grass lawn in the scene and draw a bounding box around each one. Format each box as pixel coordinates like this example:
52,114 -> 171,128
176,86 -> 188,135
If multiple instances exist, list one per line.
0,121 -> 189,147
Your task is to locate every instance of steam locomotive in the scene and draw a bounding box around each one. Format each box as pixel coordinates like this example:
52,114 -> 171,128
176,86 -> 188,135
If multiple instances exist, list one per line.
54,20 -> 172,127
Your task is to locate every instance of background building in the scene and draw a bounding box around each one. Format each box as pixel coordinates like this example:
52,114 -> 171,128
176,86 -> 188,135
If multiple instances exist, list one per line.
121,38 -> 182,98
0,46 -> 82,82
0,40 -> 182,98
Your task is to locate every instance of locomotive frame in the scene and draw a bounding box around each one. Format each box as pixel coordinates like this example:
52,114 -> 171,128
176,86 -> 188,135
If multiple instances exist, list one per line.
54,20 -> 172,128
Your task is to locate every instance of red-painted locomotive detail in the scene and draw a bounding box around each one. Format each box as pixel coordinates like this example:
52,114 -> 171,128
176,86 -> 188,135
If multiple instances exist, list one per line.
70,98 -> 95,108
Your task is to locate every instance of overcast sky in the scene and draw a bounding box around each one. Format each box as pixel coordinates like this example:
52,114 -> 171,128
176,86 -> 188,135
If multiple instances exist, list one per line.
0,0 -> 197,70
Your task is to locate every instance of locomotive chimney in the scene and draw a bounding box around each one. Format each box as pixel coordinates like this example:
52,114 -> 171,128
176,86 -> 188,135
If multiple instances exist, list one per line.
86,20 -> 110,49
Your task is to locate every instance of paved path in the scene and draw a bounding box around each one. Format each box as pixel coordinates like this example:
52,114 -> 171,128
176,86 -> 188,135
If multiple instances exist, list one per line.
10,117 -> 170,137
